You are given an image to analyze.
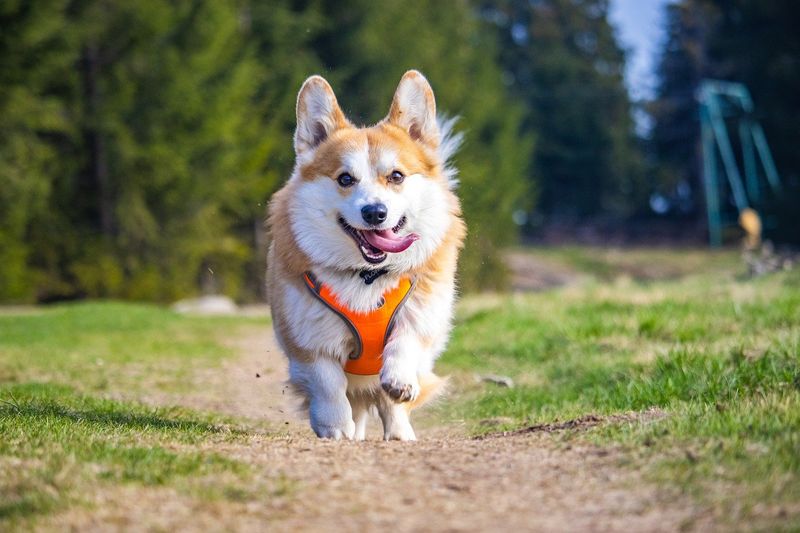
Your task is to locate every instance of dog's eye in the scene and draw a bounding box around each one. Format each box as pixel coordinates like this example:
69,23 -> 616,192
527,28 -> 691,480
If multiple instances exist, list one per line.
388,170 -> 405,184
337,173 -> 355,187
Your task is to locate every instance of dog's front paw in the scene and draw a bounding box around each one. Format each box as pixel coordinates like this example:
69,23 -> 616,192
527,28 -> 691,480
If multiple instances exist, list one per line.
380,372 -> 419,403
384,424 -> 416,441
313,420 -> 356,440
309,400 -> 356,440
381,380 -> 417,402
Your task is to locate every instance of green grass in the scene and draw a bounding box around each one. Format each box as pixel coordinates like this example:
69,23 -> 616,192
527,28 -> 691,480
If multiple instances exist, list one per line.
0,302 -> 269,526
440,252 -> 800,527
0,301 -> 266,393
0,382 -> 247,520
523,245 -> 742,282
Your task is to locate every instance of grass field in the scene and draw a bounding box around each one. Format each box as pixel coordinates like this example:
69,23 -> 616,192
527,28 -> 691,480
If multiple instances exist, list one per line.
0,306 -> 269,524
1,247 -> 798,530
440,248 -> 800,526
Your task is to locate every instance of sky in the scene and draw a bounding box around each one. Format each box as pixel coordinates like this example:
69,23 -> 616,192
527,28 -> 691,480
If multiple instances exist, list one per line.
608,0 -> 678,101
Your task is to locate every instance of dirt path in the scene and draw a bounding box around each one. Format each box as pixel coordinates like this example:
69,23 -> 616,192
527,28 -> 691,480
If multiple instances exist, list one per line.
47,326 -> 710,532
169,325 -> 305,429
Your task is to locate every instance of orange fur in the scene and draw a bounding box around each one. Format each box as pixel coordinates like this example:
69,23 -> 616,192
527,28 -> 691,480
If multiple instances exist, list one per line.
404,373 -> 449,412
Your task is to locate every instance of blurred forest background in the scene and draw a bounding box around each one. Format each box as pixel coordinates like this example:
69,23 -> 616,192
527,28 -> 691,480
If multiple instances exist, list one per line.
1,0 -> 798,303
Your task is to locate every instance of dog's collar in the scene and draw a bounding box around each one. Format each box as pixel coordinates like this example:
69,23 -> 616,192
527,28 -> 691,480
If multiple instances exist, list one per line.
358,268 -> 389,285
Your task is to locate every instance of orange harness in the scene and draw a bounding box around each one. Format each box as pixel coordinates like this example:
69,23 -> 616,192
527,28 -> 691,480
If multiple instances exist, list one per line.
303,272 -> 415,375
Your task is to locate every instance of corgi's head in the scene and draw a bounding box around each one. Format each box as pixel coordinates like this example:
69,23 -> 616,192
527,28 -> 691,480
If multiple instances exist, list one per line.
287,70 -> 461,273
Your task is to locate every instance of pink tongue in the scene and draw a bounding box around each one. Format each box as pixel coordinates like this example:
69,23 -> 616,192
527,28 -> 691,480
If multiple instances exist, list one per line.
362,229 -> 419,253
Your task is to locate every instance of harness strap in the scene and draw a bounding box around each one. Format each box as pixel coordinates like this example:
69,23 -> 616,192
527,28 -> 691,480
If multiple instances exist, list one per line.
302,272 -> 415,375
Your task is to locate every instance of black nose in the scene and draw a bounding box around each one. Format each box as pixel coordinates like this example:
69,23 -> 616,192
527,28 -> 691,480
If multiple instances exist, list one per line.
361,203 -> 388,225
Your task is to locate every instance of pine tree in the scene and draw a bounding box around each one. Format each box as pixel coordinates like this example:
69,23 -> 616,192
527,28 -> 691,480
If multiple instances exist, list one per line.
479,0 -> 644,220
24,0 -> 264,301
0,0 -> 76,300
648,2 -> 716,217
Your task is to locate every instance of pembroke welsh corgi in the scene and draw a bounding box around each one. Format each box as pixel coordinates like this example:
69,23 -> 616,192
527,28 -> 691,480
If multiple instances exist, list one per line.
266,70 -> 465,440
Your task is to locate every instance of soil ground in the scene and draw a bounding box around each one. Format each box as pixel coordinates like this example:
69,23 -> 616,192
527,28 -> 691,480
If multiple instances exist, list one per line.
41,325 -> 710,532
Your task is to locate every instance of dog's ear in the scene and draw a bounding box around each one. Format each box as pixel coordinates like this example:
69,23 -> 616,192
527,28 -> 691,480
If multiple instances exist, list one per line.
387,70 -> 439,148
295,75 -> 349,157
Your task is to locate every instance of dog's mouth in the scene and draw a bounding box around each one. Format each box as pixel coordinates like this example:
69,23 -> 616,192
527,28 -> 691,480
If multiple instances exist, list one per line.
337,215 -> 419,264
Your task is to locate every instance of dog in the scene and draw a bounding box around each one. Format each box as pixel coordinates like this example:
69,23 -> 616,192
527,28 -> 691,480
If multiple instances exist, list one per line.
266,70 -> 466,441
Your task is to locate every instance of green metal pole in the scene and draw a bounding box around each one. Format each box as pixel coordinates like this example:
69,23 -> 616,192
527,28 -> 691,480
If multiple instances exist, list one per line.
740,117 -> 759,205
698,79 -> 784,246
707,97 -> 749,212
739,84 -> 781,193
701,102 -> 722,247
751,123 -> 782,193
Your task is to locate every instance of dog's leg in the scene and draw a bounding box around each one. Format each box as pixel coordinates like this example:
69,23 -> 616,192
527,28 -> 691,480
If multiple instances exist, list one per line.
289,357 -> 355,440
347,375 -> 380,441
351,401 -> 369,441
379,334 -> 422,403
377,394 -> 416,441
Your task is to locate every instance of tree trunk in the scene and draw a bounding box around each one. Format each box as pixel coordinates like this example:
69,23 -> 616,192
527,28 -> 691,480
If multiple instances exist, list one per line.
82,43 -> 114,237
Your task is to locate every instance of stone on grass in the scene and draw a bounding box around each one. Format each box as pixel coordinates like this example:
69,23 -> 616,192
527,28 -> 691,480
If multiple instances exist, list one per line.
478,374 -> 514,388
172,295 -> 238,315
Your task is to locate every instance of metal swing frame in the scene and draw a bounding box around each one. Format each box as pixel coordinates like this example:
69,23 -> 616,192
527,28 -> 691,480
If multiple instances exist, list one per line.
698,80 -> 781,246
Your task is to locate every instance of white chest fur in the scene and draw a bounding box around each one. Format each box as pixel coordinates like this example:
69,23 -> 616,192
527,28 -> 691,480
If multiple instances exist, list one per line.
281,281 -> 353,362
